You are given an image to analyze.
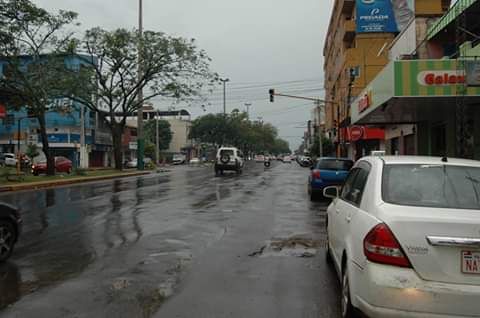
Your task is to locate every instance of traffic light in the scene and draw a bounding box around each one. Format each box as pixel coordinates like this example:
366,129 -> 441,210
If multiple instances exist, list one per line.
269,89 -> 275,102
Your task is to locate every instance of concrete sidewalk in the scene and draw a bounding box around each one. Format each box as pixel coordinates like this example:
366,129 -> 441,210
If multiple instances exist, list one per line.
0,171 -> 153,193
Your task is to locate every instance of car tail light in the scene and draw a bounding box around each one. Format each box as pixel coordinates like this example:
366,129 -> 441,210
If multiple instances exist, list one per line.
364,223 -> 412,268
312,169 -> 321,179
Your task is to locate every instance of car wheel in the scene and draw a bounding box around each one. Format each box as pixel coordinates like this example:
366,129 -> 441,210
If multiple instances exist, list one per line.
67,167 -> 72,174
341,266 -> 357,318
0,221 -> 16,263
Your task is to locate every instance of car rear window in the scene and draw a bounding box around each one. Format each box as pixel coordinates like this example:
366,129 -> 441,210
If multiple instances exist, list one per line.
316,159 -> 353,171
382,164 -> 480,210
220,150 -> 234,157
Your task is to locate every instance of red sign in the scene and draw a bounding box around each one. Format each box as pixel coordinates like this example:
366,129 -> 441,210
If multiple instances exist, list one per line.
349,126 -> 364,142
418,71 -> 465,86
358,91 -> 372,113
0,104 -> 5,119
341,126 -> 385,142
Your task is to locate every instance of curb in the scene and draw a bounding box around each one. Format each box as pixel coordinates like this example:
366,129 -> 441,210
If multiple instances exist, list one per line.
0,171 -> 152,193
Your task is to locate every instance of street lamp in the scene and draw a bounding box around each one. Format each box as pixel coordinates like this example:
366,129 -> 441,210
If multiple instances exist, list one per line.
220,78 -> 229,115
245,103 -> 252,117
155,109 -> 160,166
136,0 -> 145,170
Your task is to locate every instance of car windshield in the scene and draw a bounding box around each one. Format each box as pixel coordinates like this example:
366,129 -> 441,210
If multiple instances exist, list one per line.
316,159 -> 353,171
383,164 -> 480,210
220,150 -> 234,156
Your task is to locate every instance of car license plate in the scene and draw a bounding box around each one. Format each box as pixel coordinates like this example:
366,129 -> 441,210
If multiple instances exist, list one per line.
461,251 -> 480,274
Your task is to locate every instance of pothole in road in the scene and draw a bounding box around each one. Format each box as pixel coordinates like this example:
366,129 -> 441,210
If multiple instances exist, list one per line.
249,236 -> 327,258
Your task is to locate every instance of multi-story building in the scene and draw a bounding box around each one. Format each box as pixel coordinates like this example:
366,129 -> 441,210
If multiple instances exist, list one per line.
127,107 -> 195,159
352,0 -> 480,160
324,0 -> 449,160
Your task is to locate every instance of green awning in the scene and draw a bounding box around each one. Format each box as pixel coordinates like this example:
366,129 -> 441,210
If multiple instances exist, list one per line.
427,0 -> 477,40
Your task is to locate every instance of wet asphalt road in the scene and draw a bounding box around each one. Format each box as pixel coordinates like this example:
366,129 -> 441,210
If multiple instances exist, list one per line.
0,161 -> 341,318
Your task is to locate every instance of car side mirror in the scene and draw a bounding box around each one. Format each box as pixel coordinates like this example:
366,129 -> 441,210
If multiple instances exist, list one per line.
323,186 -> 339,199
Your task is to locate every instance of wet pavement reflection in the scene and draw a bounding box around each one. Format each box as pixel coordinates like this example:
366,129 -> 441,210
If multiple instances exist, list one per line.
0,162 -> 340,317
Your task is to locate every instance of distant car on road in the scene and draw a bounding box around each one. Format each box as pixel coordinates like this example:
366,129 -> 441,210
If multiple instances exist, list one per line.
189,157 -> 201,165
323,156 -> 480,318
0,202 -> 22,262
298,156 -> 313,167
125,157 -> 152,168
215,147 -> 244,175
32,156 -> 72,176
254,155 -> 265,163
0,153 -> 17,167
172,154 -> 186,165
283,156 -> 292,163
308,157 -> 353,200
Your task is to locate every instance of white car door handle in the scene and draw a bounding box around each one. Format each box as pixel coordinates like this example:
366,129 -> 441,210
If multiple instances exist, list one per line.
346,215 -> 352,223
335,208 -> 340,214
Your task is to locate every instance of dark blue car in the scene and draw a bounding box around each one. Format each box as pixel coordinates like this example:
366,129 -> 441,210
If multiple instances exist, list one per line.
308,157 -> 354,200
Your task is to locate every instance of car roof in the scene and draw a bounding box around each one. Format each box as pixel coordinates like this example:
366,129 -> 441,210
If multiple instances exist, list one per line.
317,157 -> 352,161
219,147 -> 237,151
361,155 -> 480,168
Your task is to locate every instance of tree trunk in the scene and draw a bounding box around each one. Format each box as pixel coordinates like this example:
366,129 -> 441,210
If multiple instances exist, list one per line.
110,123 -> 124,170
38,113 -> 55,176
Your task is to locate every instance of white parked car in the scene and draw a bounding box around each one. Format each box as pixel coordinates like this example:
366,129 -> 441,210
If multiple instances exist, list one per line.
214,147 -> 244,175
0,153 -> 17,167
324,156 -> 480,318
283,156 -> 292,163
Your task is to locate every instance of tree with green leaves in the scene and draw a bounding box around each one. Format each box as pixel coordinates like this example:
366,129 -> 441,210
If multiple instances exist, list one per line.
310,137 -> 335,157
70,28 -> 217,170
0,0 -> 79,175
189,111 -> 290,156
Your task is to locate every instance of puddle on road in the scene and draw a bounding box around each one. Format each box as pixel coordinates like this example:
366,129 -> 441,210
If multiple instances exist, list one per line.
249,236 -> 327,258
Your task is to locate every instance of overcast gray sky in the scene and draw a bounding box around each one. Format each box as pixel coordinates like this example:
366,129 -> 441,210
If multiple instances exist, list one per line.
34,0 -> 334,150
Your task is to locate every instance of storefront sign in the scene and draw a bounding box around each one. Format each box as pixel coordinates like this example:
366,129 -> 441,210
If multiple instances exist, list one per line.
394,60 -> 480,97
356,0 -> 415,33
466,61 -> 480,87
341,126 -> 385,142
418,71 -> 465,86
129,142 -> 138,150
358,91 -> 372,113
350,126 -> 364,141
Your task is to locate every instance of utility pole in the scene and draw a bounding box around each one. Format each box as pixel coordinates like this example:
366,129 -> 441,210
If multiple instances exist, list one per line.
220,78 -> 229,115
136,0 -> 145,170
156,110 -> 160,166
315,100 -> 323,158
79,103 -> 88,168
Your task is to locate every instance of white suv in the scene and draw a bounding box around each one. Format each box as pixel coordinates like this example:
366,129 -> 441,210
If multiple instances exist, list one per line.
324,156 -> 480,318
214,147 -> 244,175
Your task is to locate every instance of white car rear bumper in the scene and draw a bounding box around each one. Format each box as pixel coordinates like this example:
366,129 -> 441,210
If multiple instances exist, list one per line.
351,261 -> 480,318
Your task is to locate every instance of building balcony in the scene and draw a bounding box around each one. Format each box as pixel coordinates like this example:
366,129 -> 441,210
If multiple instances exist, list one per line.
343,19 -> 355,42
341,0 -> 355,14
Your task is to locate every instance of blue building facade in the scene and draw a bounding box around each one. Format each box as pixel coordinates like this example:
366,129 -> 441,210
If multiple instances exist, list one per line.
0,55 -> 112,167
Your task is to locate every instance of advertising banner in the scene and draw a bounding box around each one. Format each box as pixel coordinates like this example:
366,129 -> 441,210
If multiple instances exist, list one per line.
356,0 -> 415,33
394,60 -> 480,97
